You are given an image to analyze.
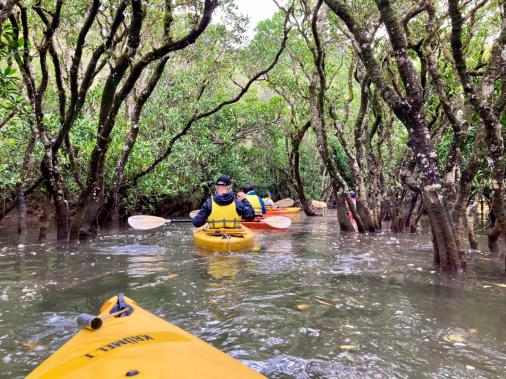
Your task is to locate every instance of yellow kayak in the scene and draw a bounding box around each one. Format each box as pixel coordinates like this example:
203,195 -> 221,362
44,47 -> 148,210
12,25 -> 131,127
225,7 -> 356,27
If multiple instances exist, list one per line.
28,294 -> 265,379
265,207 -> 301,216
193,226 -> 255,252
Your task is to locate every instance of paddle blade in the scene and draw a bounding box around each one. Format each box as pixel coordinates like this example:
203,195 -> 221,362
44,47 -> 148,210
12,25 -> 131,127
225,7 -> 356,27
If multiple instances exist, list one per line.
274,198 -> 294,208
189,210 -> 199,219
128,215 -> 169,230
311,200 -> 327,209
263,216 -> 291,229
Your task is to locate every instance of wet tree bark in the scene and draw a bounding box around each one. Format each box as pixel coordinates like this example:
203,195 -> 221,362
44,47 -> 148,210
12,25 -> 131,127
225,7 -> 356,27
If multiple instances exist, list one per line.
450,127 -> 486,257
410,200 -> 424,233
89,0 -> 178,234
325,0 -> 462,270
271,80 -> 318,217
70,0 -> 219,240
0,0 -> 18,25
309,1 -> 364,232
352,78 -> 376,232
367,100 -> 384,230
69,0 -> 144,240
449,0 -> 506,256
403,195 -> 418,230
10,4 -> 70,241
16,183 -> 27,239
488,224 -> 502,255
16,129 -> 37,237
336,193 -> 354,231
38,194 -> 51,241
41,154 -> 69,241
90,56 -> 170,235
466,195 -> 480,250
389,189 -> 403,233
0,178 -> 42,222
424,3 -> 470,207
89,3 -> 290,232
329,77 -> 375,232
8,0 -> 124,240
289,121 -> 318,216
310,74 -> 356,231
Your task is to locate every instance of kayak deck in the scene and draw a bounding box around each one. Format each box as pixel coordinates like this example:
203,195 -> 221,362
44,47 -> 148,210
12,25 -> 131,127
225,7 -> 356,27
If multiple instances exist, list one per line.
241,217 -> 288,230
28,295 -> 265,379
265,207 -> 301,216
193,226 -> 255,252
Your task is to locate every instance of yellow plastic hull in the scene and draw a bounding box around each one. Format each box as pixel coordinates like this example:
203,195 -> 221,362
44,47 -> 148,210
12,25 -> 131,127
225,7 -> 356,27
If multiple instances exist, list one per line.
28,296 -> 265,379
193,227 -> 255,252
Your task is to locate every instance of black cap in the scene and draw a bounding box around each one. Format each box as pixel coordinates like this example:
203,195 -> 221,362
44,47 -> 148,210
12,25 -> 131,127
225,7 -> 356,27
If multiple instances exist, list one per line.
243,184 -> 254,193
215,176 -> 231,186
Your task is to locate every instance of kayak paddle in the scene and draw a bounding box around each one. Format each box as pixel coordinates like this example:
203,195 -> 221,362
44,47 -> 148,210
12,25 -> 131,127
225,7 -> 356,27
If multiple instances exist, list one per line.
128,215 -> 193,230
260,216 -> 291,229
188,211 -> 291,229
274,198 -> 294,208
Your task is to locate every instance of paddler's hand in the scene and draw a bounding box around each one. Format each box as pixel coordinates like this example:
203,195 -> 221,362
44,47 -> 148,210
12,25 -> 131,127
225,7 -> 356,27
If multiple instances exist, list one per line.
236,192 -> 246,201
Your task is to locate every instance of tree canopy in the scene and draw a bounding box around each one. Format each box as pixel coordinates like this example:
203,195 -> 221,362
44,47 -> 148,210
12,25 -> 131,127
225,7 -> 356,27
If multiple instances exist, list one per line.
0,0 -> 504,270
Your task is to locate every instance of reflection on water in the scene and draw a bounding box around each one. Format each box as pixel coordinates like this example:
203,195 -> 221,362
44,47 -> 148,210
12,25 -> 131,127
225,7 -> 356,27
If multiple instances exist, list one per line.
195,252 -> 244,279
0,214 -> 505,378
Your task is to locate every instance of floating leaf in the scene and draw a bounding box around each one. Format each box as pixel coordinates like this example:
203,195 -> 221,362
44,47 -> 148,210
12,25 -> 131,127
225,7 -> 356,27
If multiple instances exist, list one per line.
483,285 -> 492,288
23,342 -> 39,350
15,340 -> 40,350
468,328 -> 478,334
316,299 -> 333,306
443,334 -> 465,343
495,283 -> 506,288
209,299 -> 218,304
167,274 -> 178,280
297,304 -> 309,310
340,345 -> 359,350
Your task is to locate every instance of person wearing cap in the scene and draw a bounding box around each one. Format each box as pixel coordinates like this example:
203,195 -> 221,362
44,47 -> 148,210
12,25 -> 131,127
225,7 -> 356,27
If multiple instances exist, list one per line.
193,176 -> 255,228
348,191 -> 357,231
243,185 -> 266,217
262,192 -> 277,209
349,191 -> 357,201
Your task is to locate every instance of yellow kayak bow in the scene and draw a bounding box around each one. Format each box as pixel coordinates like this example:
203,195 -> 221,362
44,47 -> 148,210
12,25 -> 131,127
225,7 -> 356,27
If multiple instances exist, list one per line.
28,294 -> 265,378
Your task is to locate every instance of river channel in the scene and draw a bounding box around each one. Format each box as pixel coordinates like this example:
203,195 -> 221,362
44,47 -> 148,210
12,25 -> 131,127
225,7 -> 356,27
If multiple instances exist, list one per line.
0,214 -> 505,378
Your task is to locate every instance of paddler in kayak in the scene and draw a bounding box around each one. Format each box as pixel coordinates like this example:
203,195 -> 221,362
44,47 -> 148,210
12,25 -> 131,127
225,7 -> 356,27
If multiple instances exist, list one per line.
262,192 -> 277,209
243,185 -> 266,217
348,191 -> 358,231
193,176 -> 255,228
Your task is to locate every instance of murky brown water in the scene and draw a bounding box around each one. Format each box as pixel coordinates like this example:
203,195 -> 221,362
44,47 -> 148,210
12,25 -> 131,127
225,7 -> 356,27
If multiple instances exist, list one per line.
0,214 -> 505,378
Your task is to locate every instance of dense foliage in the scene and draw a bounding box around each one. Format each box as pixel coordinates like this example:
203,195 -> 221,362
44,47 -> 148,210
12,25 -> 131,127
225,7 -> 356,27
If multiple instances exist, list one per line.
0,0 -> 504,269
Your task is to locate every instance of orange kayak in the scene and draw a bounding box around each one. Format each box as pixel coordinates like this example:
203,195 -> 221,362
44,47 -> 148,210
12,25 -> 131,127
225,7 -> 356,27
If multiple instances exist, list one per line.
241,217 -> 288,230
265,207 -> 301,216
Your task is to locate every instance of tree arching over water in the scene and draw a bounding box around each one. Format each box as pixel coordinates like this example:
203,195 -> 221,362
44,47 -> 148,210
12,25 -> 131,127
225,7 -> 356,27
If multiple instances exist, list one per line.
0,0 -> 504,271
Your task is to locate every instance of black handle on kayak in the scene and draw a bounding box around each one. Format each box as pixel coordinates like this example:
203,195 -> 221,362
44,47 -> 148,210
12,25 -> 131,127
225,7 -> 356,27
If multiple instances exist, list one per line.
77,313 -> 103,330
